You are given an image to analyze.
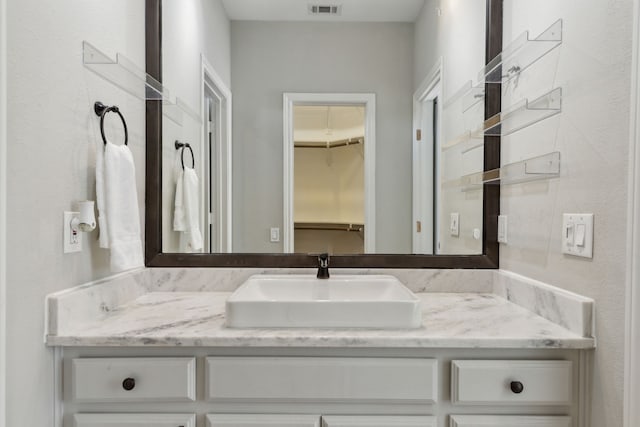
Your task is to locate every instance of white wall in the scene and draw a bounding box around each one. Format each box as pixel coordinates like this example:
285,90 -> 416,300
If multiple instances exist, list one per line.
500,2 -> 633,427
231,21 -> 414,253
414,0 -> 486,254
161,0 -> 231,252
5,0 -> 145,425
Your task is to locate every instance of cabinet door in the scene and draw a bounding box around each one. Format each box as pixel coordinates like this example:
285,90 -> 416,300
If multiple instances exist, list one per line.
72,413 -> 196,427
449,415 -> 571,427
322,416 -> 436,427
206,414 -> 321,427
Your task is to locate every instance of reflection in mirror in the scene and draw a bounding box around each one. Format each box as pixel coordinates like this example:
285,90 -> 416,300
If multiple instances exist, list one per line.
293,105 -> 366,254
159,0 -> 488,257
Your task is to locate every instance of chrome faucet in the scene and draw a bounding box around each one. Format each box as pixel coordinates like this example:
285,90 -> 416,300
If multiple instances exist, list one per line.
317,253 -> 330,279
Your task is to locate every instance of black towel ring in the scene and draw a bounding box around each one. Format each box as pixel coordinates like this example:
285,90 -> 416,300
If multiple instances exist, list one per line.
94,101 -> 128,146
175,140 -> 195,170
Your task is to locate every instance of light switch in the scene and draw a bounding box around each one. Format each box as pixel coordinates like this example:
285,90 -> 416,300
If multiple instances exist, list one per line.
497,215 -> 508,244
450,213 -> 460,237
562,213 -> 594,258
576,224 -> 586,247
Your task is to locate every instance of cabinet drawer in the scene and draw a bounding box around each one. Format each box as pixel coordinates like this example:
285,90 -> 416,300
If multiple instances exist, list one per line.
449,415 -> 571,427
207,414 -> 320,427
451,360 -> 572,405
206,357 -> 437,403
71,357 -> 196,402
73,413 -> 195,427
322,416 -> 436,427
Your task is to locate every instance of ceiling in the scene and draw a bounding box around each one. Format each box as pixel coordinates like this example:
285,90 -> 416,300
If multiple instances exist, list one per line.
220,0 -> 427,22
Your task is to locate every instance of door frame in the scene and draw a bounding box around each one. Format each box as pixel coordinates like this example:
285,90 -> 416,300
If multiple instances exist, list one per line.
413,58 -> 443,255
625,1 -> 640,425
201,55 -> 232,252
283,93 -> 376,253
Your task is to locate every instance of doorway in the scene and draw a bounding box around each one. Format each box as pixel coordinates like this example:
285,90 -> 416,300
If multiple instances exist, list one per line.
201,56 -> 232,253
283,93 -> 376,254
293,105 -> 366,254
413,61 -> 443,255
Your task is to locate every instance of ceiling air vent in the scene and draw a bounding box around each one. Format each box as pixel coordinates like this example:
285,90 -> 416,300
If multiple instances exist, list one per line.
309,4 -> 342,16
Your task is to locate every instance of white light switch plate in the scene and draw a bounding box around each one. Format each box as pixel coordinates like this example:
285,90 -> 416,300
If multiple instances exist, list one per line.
562,213 -> 593,258
497,215 -> 508,244
450,213 -> 460,237
270,227 -> 280,243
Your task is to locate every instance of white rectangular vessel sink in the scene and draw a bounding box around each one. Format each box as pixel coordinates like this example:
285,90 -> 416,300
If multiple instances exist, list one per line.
226,275 -> 422,329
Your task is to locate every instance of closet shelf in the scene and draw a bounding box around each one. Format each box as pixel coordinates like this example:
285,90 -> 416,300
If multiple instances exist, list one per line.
443,151 -> 561,191
294,222 -> 364,232
480,19 -> 563,84
442,87 -> 562,152
83,41 -> 168,101
164,98 -> 202,125
294,136 -> 364,149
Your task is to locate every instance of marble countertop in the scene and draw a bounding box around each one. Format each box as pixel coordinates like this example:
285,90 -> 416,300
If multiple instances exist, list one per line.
46,291 -> 595,349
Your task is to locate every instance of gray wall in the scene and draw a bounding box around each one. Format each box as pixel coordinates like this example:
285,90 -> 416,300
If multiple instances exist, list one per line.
162,0 -> 231,252
500,2 -> 633,426
231,21 -> 415,253
5,0 -> 146,424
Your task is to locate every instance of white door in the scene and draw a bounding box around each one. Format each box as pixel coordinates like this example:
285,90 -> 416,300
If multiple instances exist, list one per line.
413,88 -> 440,254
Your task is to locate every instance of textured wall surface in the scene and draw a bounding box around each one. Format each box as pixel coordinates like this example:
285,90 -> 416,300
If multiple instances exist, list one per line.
500,2 -> 633,426
5,0 -> 146,424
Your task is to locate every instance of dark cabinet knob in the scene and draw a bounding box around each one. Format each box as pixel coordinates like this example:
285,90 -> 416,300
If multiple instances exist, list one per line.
510,380 -> 524,394
122,377 -> 136,391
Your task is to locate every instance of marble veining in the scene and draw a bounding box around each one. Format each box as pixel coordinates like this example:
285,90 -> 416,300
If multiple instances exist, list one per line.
493,270 -> 594,337
45,267 -> 594,349
144,268 -> 494,293
47,292 -> 594,349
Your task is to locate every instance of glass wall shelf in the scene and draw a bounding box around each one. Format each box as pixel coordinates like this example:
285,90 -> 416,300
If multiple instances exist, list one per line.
163,98 -> 202,126
83,41 -> 168,101
485,87 -> 562,136
442,130 -> 484,152
479,19 -> 563,84
443,151 -> 561,191
443,81 -> 485,112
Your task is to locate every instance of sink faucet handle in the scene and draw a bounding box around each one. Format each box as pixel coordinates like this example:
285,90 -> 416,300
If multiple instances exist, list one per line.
318,253 -> 329,268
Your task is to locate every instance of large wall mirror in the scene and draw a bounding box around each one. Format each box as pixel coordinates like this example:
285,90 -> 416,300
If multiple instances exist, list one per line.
145,0 -> 502,268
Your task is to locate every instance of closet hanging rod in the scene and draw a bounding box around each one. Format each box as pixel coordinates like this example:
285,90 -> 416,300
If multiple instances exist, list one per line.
295,136 -> 364,149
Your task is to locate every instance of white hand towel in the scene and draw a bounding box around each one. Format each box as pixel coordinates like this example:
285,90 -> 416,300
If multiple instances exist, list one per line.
95,141 -> 109,248
182,167 -> 203,252
100,141 -> 144,272
173,169 -> 187,232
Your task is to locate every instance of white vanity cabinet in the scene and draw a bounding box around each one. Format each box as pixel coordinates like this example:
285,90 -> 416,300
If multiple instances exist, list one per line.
206,414 -> 436,427
72,413 -> 196,427
61,348 -> 589,427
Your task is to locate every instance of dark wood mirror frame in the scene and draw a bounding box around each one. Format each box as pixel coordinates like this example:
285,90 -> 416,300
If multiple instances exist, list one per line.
144,0 -> 502,269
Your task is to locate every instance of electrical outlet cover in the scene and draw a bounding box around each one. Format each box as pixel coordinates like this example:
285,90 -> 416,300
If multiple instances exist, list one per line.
63,211 -> 82,253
